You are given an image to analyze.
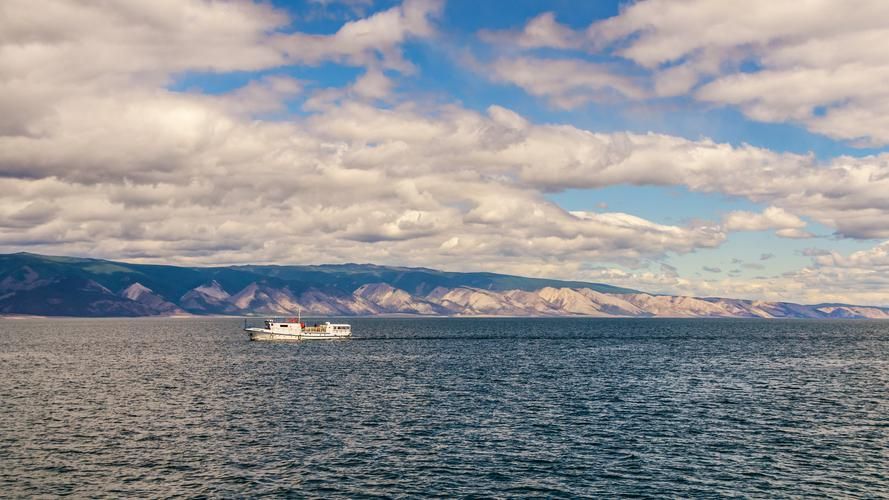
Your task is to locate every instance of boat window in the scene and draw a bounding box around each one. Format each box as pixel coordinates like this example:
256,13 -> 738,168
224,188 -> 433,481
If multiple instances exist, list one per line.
280,324 -> 288,327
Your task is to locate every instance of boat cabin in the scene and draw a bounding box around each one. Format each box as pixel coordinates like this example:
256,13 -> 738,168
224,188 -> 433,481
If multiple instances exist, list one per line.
263,319 -> 351,335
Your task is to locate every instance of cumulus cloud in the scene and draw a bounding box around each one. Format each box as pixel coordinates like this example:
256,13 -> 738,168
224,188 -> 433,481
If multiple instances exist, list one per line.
594,0 -> 889,144
582,240 -> 889,306
813,242 -> 889,269
482,0 -> 889,145
480,12 -> 581,50
723,207 -> 812,238
773,241 -> 889,305
490,57 -> 648,108
273,0 -> 443,73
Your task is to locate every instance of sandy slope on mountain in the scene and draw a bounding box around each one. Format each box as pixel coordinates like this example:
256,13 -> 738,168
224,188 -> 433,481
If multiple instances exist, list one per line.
121,283 -> 184,315
353,283 -> 441,314
51,278 -> 889,319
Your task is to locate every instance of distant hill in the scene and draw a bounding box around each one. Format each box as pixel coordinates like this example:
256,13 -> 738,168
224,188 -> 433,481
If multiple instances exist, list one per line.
1,252 -> 888,319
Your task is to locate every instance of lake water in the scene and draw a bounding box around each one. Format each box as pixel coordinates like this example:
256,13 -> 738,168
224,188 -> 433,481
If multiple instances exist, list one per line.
1,318 -> 887,497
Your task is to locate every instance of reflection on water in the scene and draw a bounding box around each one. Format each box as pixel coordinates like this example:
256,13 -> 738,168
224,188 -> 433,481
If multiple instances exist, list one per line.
1,317 -> 887,497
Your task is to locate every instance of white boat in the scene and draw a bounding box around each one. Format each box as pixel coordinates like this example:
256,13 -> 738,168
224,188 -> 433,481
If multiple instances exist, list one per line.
244,315 -> 351,341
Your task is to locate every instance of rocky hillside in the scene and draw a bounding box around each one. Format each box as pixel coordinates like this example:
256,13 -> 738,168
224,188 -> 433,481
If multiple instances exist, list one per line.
1,252 -> 888,319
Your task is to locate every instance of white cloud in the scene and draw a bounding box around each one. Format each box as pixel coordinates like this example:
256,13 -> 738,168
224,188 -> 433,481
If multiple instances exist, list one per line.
351,69 -> 395,99
579,240 -> 889,306
490,56 -> 648,108
723,207 -> 812,238
0,79 -> 730,271
813,242 -> 889,269
592,0 -> 889,144
483,0 -> 889,145
773,241 -> 889,305
0,0 -> 445,143
303,67 -> 396,110
273,0 -> 443,73
0,0 -> 289,80
480,12 -> 581,50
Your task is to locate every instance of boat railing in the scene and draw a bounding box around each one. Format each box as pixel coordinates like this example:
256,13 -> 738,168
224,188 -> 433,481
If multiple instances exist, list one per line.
243,317 -> 303,328
244,317 -> 348,328
302,325 -> 328,333
268,318 -> 341,329
266,317 -> 300,323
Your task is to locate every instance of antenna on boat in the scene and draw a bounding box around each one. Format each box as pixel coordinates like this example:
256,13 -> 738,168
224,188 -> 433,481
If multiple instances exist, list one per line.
298,306 -> 301,324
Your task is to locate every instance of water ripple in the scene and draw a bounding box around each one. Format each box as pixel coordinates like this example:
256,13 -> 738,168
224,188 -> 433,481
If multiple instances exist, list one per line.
0,317 -> 887,497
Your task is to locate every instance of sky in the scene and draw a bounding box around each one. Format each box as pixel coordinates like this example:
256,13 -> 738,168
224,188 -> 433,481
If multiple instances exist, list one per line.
3,0 -> 889,305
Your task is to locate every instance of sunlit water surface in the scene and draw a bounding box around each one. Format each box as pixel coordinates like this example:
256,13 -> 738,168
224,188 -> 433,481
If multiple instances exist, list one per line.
1,318 -> 887,497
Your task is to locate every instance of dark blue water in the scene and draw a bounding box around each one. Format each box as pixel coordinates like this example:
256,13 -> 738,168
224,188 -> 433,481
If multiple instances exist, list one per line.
1,318 -> 887,497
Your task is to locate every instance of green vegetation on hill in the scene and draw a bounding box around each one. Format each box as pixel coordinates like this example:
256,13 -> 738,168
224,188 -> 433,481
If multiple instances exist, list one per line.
0,252 -> 637,316
236,263 -> 637,295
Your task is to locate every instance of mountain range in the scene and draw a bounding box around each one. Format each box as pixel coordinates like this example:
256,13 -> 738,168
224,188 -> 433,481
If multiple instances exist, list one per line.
1,252 -> 887,319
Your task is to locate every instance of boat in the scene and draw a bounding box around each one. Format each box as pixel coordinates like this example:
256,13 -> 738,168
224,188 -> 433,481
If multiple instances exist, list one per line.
244,311 -> 351,341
